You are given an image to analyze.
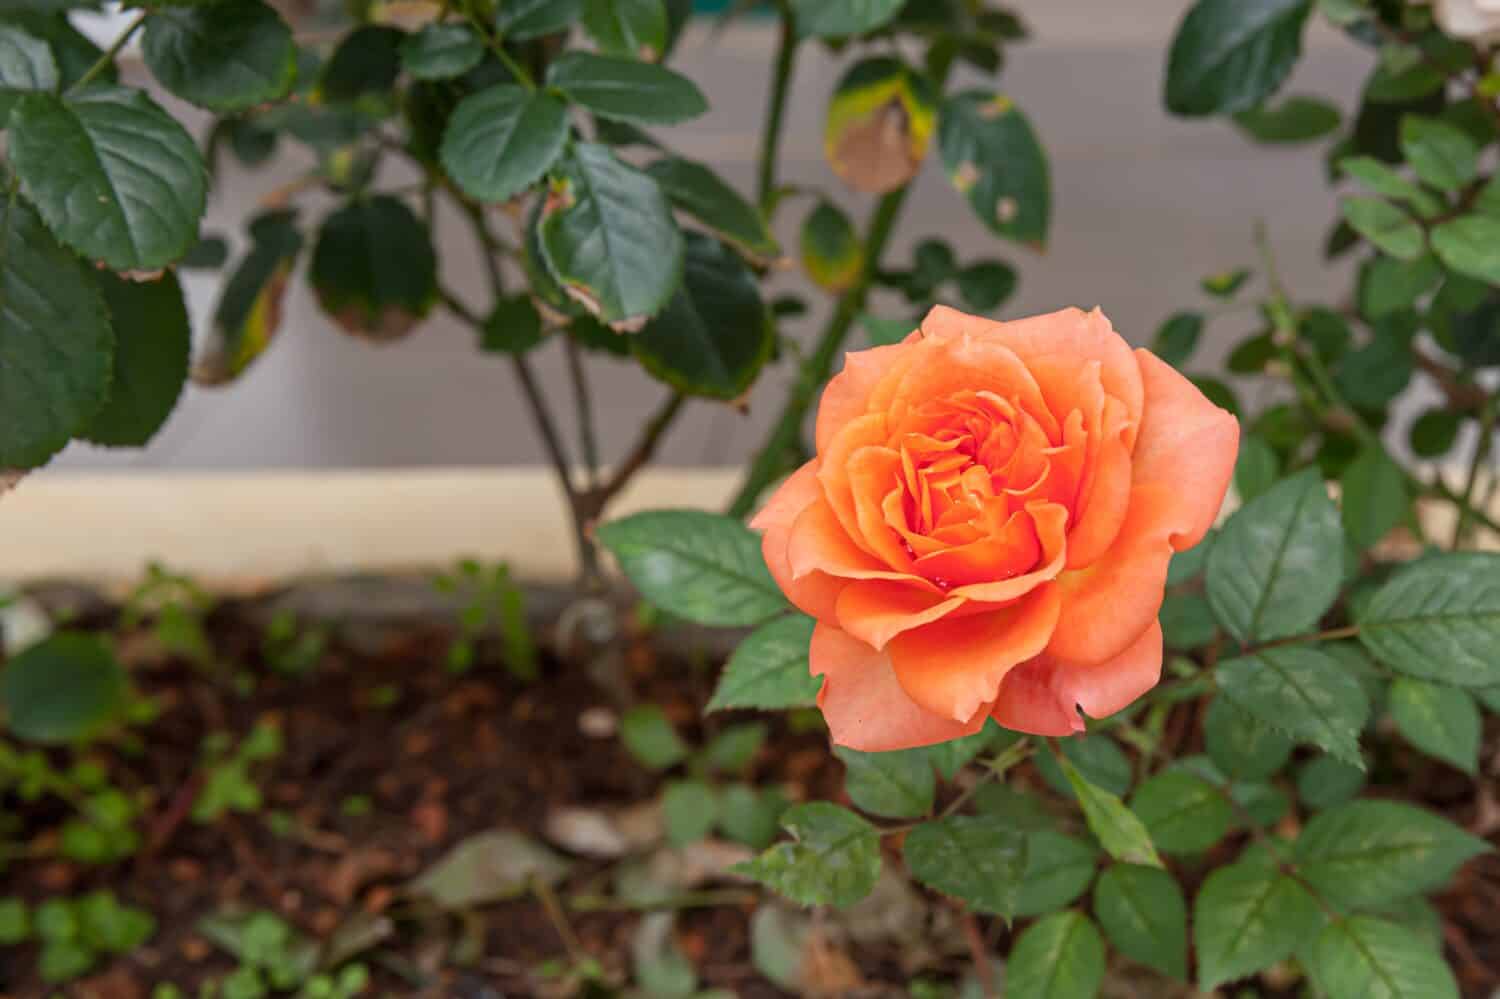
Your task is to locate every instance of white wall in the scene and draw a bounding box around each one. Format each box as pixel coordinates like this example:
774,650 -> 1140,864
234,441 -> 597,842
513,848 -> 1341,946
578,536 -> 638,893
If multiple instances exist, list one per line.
50,2 -> 1379,474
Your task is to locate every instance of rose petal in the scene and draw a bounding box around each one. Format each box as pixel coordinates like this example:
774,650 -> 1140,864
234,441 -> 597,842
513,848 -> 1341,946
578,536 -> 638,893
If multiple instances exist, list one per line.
888,584 -> 1062,721
811,624 -> 991,751
754,461 -> 847,621
788,499 -> 934,585
924,305 -> 1145,448
1131,349 -> 1240,551
992,621 -> 1162,735
887,330 -> 1057,442
835,580 -> 965,650
949,501 -> 1070,602
815,343 -> 911,453
1044,353 -> 1236,665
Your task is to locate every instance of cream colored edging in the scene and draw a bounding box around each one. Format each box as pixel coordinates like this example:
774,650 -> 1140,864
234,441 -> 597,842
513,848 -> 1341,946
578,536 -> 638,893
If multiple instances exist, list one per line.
0,469 -> 740,587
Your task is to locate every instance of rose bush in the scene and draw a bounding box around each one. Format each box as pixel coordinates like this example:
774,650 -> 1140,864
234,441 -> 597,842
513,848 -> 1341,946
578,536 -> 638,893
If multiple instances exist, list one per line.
752,305 -> 1239,749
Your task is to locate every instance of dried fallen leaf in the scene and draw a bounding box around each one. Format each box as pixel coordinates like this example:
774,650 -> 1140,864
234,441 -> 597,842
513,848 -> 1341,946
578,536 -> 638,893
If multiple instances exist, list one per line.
409,829 -> 570,910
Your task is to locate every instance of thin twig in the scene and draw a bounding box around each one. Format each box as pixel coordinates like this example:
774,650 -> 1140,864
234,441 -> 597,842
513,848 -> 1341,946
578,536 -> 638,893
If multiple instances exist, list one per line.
564,335 -> 601,491
68,12 -> 147,94
533,876 -> 587,962
586,392 -> 686,513
1454,401 -> 1496,549
755,2 -> 799,212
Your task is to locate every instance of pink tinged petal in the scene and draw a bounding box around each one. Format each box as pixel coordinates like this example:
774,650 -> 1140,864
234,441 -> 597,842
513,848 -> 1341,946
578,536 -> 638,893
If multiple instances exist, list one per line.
992,621 -> 1163,736
811,624 -> 991,752
1131,349 -> 1240,551
887,584 -> 1063,722
754,460 -> 848,622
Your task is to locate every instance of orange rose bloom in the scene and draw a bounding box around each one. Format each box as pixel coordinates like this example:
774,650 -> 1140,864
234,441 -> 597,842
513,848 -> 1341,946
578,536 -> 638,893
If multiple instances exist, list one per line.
752,306 -> 1239,750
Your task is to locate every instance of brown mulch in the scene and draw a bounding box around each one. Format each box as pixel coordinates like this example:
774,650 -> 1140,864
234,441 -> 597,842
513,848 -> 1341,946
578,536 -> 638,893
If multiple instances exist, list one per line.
0,583 -> 1496,998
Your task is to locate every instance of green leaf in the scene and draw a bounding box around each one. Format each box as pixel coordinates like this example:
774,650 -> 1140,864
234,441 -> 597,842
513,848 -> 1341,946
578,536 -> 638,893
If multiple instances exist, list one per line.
1094,864 -> 1188,980
719,784 -> 788,849
318,25 -> 401,103
1296,800 -> 1489,909
597,510 -> 786,627
836,746 -> 934,819
1409,408 -> 1461,458
708,615 -> 820,712
1297,754 -> 1366,810
1014,831 -> 1099,916
903,814 -> 1026,918
1194,854 -> 1321,991
481,294 -> 546,354
0,197 -> 113,467
1359,253 -> 1441,322
925,721 -> 1005,781
1005,912 -> 1106,999
800,200 -> 862,292
0,898 -> 27,945
1357,552 -> 1500,687
861,313 -> 913,347
583,0 -> 668,60
10,87 -> 206,271
441,84 -> 568,204
646,157 -> 777,261
400,23 -> 483,80
1164,0 -> 1313,116
0,26 -> 57,121
734,802 -> 882,908
195,210 -> 301,385
1167,531 -> 1215,585
1151,311 -> 1203,368
1233,433 -> 1281,503
0,633 -> 126,743
540,142 -> 683,329
1308,917 -> 1458,999
955,260 -> 1016,312
3,13 -> 110,91
77,891 -> 153,953
311,196 -> 436,341
1129,770 -> 1231,855
1205,696 -> 1293,780
1057,752 -> 1162,869
1432,215 -> 1500,284
701,722 -> 766,774
1341,445 -> 1408,550
546,51 -> 705,125
791,0 -> 903,38
39,938 -> 95,983
142,0 -> 296,112
1341,197 -> 1424,261
496,0 -> 582,40
632,912 -> 696,997
1400,115 -> 1478,192
1388,677 -> 1480,774
1201,267 -> 1252,297
662,779 -> 718,845
1233,94 -> 1340,143
939,90 -> 1050,247
632,231 -> 772,400
1039,734 -> 1133,798
82,272 -> 190,448
1206,469 -> 1345,643
1160,593 -> 1218,650
1217,647 -> 1369,766
1339,155 -> 1431,203
620,704 -> 689,770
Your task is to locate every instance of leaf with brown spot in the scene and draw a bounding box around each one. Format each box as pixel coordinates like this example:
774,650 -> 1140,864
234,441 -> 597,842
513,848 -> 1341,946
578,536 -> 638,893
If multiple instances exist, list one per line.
824,57 -> 936,195
311,196 -> 437,344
